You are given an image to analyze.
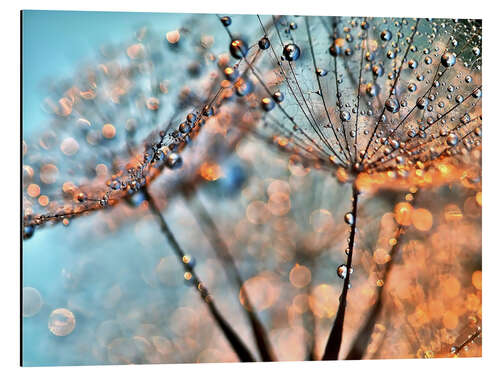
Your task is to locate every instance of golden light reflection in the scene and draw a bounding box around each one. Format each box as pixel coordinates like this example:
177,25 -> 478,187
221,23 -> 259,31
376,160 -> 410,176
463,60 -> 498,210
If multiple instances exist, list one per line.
289,264 -> 311,288
200,161 -> 222,181
239,273 -> 280,311
308,284 -> 338,318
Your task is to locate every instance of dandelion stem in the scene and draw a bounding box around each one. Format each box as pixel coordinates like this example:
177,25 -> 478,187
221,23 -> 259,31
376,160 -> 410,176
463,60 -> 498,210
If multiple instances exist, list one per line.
453,327 -> 482,356
322,183 -> 360,360
142,187 -> 256,362
188,192 -> 277,361
345,223 -> 405,359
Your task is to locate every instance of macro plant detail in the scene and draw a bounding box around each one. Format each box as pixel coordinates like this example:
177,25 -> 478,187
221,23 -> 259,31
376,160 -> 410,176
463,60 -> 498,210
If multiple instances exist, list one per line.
22,11 -> 481,365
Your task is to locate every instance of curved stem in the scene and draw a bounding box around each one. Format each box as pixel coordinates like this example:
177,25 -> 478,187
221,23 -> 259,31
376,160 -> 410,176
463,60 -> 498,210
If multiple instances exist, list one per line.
188,193 -> 276,361
143,187 -> 255,362
345,223 -> 404,360
322,183 -> 359,360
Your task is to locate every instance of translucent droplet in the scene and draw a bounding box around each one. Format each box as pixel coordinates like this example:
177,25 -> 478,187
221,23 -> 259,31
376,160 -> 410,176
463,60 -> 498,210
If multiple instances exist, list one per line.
446,133 -> 459,146
23,287 -> 42,317
385,98 -> 400,113
416,97 -> 429,110
23,225 -> 35,239
366,82 -> 379,97
273,91 -> 285,103
408,59 -> 418,69
261,97 -> 275,111
258,37 -> 270,50
48,308 -> 76,336
283,44 -> 301,61
166,153 -> 183,169
230,39 -> 248,59
220,16 -> 232,27
337,264 -> 348,279
340,111 -> 351,121
344,212 -> 354,225
380,30 -> 392,41
441,52 -> 456,68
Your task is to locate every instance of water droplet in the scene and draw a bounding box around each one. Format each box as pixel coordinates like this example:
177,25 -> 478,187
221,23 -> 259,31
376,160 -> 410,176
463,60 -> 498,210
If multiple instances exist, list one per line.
230,39 -> 248,59
273,91 -> 285,103
23,287 -> 43,317
166,153 -> 183,169
416,97 -> 429,110
316,68 -> 328,77
446,133 -> 459,146
283,43 -> 301,61
220,16 -> 232,27
329,38 -> 345,57
23,225 -> 35,239
48,308 -> 76,336
385,98 -> 400,113
340,111 -> 351,121
261,97 -> 275,111
258,37 -> 270,50
380,29 -> 392,41
344,212 -> 354,225
441,52 -> 456,67
337,264 -> 348,279
366,82 -> 380,97
224,66 -> 239,82
372,64 -> 384,77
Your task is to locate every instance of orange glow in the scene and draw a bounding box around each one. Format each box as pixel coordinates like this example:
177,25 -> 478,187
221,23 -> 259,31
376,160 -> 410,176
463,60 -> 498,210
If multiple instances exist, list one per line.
444,204 -> 463,222
146,97 -> 160,111
102,124 -> 116,139
412,208 -> 433,231
374,248 -> 391,264
38,195 -> 49,206
336,167 -> 349,183
476,192 -> 482,206
309,284 -> 338,318
126,43 -> 145,59
394,202 -> 413,226
309,209 -> 335,233
289,264 -> 311,288
200,161 -> 222,181
472,271 -> 482,290
27,184 -> 40,198
246,201 -> 270,225
166,30 -> 181,44
443,311 -> 458,329
441,276 -> 461,298
57,97 -> 73,117
267,192 -> 291,216
239,273 -> 280,311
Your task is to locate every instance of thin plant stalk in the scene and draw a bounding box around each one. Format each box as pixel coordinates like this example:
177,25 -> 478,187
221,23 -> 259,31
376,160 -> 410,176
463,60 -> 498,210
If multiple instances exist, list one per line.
322,183 -> 360,360
346,193 -> 419,359
345,224 -> 404,359
142,187 -> 256,362
188,192 -> 277,361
